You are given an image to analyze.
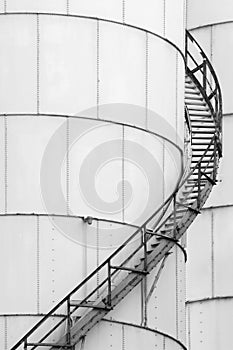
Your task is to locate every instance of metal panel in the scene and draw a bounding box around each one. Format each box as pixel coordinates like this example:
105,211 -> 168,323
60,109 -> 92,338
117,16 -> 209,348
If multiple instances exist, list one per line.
39,216 -> 96,312
187,0 -> 233,29
108,284 -> 142,325
83,321 -> 122,350
212,23 -> 233,114
189,299 -> 233,350
6,0 -> 66,13
125,324 -> 156,349
205,115 -> 233,206
177,55 -> 185,141
148,37 -> 178,143
99,21 -> 145,117
7,116 -> 65,214
70,0 -> 122,22
0,216 -> 37,314
68,120 -> 123,222
0,15 -> 37,114
186,211 -> 212,300
125,0 -> 164,37
39,16 -> 97,116
149,248 -> 177,338
192,25 -> 233,115
124,127 -> 164,226
165,0 -> 185,51
0,317 -> 5,350
213,207 -> 233,295
0,117 -> 5,213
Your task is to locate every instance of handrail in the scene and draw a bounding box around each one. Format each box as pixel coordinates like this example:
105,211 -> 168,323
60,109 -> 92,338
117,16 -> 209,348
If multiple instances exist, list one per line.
11,30 -> 223,350
186,30 -> 223,155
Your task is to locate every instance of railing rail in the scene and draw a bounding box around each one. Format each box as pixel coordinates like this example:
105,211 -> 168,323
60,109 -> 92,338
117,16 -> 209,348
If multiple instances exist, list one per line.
186,30 -> 223,156
11,30 -> 223,350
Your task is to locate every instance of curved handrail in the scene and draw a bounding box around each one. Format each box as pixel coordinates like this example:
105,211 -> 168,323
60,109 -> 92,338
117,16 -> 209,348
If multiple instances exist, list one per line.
186,30 -> 223,155
11,30 -> 223,350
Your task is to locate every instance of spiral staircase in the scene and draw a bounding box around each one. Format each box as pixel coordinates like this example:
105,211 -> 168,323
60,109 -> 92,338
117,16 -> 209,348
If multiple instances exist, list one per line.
11,31 -> 222,350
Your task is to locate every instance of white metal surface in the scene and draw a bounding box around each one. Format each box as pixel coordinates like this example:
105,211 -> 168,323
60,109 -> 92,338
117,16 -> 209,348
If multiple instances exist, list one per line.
0,3 -> 186,349
187,0 -> 233,29
188,298 -> 233,350
1,0 -> 186,51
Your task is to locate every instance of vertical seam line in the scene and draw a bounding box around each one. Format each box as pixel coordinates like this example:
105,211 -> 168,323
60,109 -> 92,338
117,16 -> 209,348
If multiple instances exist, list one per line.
183,0 -> 187,49
163,0 -> 166,37
4,316 -> 7,350
163,335 -> 166,350
96,221 -> 100,297
4,115 -> 7,214
210,25 -> 213,87
97,20 -> 100,119
188,304 -> 191,350
122,125 -> 125,222
66,118 -> 70,215
66,0 -> 70,15
175,245 -> 179,339
211,210 -> 215,297
175,52 -> 178,144
122,324 -> 125,350
4,0 -> 6,13
122,0 -> 126,24
36,14 -> 40,115
162,140 -> 165,205
145,32 -> 149,130
36,215 -> 40,314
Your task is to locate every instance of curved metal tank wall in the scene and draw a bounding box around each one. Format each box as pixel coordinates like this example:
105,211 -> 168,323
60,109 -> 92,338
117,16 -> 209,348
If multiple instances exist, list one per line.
0,2 -> 186,349
187,1 -> 233,349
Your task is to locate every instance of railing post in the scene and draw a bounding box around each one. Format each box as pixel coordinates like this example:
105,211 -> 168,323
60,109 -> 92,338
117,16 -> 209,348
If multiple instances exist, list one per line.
185,31 -> 188,64
24,340 -> 27,350
67,298 -> 72,346
107,260 -> 112,307
197,162 -> 202,209
213,135 -> 217,182
173,194 -> 177,238
203,58 -> 207,92
142,225 -> 147,272
141,225 -> 148,327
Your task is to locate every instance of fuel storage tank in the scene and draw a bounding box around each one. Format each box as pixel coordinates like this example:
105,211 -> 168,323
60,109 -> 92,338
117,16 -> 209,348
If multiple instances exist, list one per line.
0,1 -> 187,349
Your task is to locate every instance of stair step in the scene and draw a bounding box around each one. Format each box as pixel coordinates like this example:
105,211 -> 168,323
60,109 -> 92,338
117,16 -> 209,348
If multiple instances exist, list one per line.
27,343 -> 72,348
151,243 -> 160,248
185,96 -> 203,101
186,101 -> 206,106
185,83 -> 196,88
192,137 -> 214,140
189,107 -> 209,111
70,300 -> 108,310
192,129 -> 215,133
185,90 -> 200,95
192,140 -> 214,143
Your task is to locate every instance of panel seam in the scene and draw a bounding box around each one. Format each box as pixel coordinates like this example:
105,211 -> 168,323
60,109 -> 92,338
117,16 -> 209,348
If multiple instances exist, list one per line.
66,117 -> 70,215
4,115 -> 7,214
211,210 -> 215,297
122,125 -> 125,222
36,14 -> 40,115
163,0 -> 166,37
66,0 -> 70,15
97,20 -> 100,119
36,215 -> 40,313
145,32 -> 149,130
122,0 -> 126,24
